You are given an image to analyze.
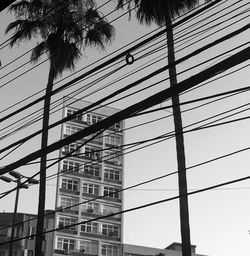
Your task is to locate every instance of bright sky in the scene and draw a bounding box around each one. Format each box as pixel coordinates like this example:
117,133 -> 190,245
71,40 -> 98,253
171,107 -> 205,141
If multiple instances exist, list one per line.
0,1 -> 250,256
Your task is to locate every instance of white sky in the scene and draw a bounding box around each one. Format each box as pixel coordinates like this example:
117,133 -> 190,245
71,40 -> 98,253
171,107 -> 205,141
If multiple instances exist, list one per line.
0,1 -> 250,256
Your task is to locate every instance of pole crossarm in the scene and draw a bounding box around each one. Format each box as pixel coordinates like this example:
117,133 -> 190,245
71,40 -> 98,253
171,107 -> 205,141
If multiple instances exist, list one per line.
0,46 -> 249,176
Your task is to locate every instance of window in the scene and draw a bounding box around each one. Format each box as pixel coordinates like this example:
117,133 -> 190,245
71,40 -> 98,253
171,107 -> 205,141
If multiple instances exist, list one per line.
84,164 -> 100,177
66,108 -> 82,121
104,169 -> 120,181
101,244 -> 120,256
81,222 -> 98,234
60,196 -> 79,211
105,135 -> 121,146
63,143 -> 82,157
86,114 -> 102,125
0,226 -> 8,236
57,237 -> 75,251
92,134 -> 103,144
80,240 -> 98,255
62,160 -> 81,173
101,224 -> 119,237
104,151 -> 121,166
14,225 -> 22,238
83,183 -> 99,196
65,125 -> 82,136
58,216 -> 77,231
84,133 -> 103,145
82,202 -> 99,214
27,250 -> 34,256
103,186 -> 120,199
109,122 -> 121,131
85,146 -> 101,160
28,227 -> 36,240
61,178 -> 79,192
102,204 -> 120,217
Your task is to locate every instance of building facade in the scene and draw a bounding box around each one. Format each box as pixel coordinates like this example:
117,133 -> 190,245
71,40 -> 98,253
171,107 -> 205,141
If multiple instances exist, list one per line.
0,212 -> 54,256
53,98 -> 124,256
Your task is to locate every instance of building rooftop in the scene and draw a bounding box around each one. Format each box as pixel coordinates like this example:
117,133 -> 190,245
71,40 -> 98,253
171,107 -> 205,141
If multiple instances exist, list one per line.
123,243 -> 208,256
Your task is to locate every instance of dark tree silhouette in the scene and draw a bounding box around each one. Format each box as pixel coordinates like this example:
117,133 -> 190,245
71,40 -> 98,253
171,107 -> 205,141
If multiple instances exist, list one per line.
116,1 -> 201,255
6,1 -> 114,255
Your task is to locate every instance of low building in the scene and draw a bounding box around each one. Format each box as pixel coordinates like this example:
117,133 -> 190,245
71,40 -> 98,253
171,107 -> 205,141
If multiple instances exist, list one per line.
0,211 -> 54,256
123,243 -> 208,256
0,212 -> 208,256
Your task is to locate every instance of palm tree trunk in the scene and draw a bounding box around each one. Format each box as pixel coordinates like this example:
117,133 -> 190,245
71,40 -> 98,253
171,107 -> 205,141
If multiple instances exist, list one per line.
165,14 -> 191,256
35,66 -> 55,256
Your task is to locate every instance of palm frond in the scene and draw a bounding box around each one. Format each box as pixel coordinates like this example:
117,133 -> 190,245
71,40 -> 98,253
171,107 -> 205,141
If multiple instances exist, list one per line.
5,19 -> 23,33
8,0 -> 30,14
117,0 -> 200,24
83,8 -> 101,24
6,0 -> 115,80
46,33 -> 81,78
31,41 -> 47,63
54,42 -> 81,77
9,0 -> 46,18
94,20 -> 115,43
117,0 -> 135,19
59,42 -> 81,69
117,0 -> 131,9
85,29 -> 104,49
64,21 -> 83,46
6,19 -> 46,47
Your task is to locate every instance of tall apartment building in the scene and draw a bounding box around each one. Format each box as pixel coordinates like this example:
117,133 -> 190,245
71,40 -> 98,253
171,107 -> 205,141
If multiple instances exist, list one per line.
53,98 -> 124,256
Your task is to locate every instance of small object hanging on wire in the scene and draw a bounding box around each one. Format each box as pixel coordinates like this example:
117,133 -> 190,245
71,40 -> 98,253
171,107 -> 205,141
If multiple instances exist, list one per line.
125,53 -> 134,65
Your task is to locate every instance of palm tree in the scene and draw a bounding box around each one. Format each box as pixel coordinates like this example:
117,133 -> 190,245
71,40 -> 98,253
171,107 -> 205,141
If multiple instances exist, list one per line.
117,1 -> 199,255
6,1 -> 114,255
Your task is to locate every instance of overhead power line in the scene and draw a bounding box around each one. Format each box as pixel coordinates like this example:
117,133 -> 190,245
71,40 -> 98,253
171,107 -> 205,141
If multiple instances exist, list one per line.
1,22 -> 247,156
1,18 -> 248,145
1,0 -> 245,134
0,0 -> 228,121
0,0 -> 223,124
1,121 -> 250,234
6,78 -> 247,168
2,83 -> 250,205
0,0 -> 113,69
0,45 -> 249,176
1,170 -> 250,246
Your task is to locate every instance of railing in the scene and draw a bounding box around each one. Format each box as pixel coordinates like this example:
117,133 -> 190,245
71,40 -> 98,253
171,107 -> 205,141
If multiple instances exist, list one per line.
54,249 -> 97,256
81,209 -> 121,219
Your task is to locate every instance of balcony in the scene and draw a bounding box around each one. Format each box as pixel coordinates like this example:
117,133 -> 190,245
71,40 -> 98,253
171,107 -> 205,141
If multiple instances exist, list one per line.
59,188 -> 80,196
81,172 -> 101,181
103,177 -> 122,185
81,208 -> 121,221
57,225 -> 77,235
54,249 -> 97,256
79,230 -> 120,241
56,206 -> 79,215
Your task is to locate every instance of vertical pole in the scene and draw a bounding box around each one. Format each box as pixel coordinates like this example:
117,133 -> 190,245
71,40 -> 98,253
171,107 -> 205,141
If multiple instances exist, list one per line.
9,179 -> 20,256
35,67 -> 55,256
165,13 -> 191,256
